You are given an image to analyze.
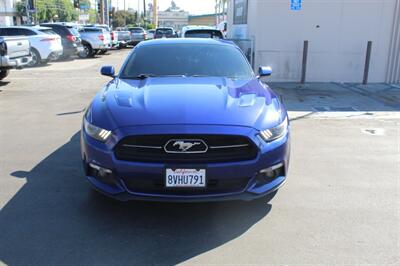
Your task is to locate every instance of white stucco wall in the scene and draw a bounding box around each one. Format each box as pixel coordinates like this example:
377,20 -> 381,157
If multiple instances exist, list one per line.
228,0 -> 399,83
0,0 -> 17,26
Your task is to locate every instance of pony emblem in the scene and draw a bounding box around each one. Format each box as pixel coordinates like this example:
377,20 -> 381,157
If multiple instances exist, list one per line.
173,141 -> 201,152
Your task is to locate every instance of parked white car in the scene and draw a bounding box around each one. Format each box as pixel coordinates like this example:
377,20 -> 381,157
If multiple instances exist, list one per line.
0,26 -> 63,66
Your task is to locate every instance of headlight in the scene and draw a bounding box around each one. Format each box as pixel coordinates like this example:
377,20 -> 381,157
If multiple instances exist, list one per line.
83,118 -> 112,142
259,116 -> 288,142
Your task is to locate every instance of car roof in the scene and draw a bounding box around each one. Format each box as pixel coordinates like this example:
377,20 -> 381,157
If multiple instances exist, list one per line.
83,26 -> 103,30
136,38 -> 235,48
0,25 -> 49,30
186,28 -> 221,32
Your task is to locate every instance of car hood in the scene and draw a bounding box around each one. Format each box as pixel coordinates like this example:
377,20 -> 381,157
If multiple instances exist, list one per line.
99,77 -> 284,130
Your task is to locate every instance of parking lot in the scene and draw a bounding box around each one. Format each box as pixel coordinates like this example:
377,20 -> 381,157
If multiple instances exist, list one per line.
0,49 -> 399,265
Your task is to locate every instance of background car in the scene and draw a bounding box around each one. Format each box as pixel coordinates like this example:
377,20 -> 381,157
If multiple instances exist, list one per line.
146,29 -> 156,39
84,24 -> 112,54
0,26 -> 63,66
40,23 -> 83,59
182,26 -> 224,39
110,31 -> 120,49
78,27 -> 111,58
154,27 -> 177,39
0,36 -> 31,80
116,29 -> 131,48
128,27 -> 146,45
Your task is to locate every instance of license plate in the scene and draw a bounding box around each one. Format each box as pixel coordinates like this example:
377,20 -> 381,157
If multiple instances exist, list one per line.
166,169 -> 206,188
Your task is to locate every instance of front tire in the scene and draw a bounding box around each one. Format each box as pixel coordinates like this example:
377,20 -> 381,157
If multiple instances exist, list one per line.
0,69 -> 10,80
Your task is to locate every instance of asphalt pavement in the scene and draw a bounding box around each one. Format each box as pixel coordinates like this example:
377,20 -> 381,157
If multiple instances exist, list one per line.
0,49 -> 399,265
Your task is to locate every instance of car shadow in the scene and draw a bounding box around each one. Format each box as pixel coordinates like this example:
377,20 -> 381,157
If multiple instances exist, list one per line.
0,132 -> 273,265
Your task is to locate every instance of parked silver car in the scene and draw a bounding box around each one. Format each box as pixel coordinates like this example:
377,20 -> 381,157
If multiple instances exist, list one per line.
78,27 -> 111,58
128,27 -> 147,45
116,30 -> 131,48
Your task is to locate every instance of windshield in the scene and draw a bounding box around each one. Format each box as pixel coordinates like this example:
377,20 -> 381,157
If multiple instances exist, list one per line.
130,28 -> 144,33
120,44 -> 253,79
156,29 -> 173,35
39,29 -> 57,35
67,27 -> 80,37
185,30 -> 224,39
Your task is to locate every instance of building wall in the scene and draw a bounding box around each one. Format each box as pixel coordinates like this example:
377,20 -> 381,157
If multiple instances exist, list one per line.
189,15 -> 215,26
0,0 -> 17,26
228,0 -> 400,83
158,11 -> 189,31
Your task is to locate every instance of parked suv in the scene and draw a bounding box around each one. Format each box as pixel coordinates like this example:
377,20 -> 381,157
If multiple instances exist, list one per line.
0,36 -> 32,80
128,27 -> 146,45
40,23 -> 83,59
0,26 -> 63,66
78,27 -> 111,58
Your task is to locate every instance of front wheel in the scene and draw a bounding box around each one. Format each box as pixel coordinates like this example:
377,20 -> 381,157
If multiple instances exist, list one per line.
0,69 -> 10,80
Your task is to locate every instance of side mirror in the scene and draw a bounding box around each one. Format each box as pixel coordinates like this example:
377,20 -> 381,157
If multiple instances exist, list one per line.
100,65 -> 115,77
258,66 -> 272,77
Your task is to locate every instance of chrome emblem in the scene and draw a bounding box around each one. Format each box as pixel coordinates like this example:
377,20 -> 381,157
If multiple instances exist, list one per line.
173,141 -> 201,152
164,139 -> 208,153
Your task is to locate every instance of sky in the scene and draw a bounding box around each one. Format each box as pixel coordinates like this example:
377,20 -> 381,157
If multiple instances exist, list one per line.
111,0 -> 216,15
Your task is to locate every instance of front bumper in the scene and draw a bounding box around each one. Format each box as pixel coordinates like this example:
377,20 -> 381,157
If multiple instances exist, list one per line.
0,55 -> 32,69
81,125 -> 290,202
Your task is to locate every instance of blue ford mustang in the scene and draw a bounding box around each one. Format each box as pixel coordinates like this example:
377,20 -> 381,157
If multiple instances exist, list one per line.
81,38 -> 290,202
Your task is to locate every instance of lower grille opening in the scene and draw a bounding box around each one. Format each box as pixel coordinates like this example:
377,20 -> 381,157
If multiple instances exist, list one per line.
123,176 -> 250,196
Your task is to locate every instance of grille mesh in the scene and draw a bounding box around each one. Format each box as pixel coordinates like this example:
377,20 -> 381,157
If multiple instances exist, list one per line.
114,134 -> 258,163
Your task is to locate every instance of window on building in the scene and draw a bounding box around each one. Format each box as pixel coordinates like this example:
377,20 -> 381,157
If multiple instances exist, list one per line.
233,0 -> 248,25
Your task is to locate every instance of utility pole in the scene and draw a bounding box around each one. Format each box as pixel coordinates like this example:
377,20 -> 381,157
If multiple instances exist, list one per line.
153,0 -> 158,27
143,0 -> 147,27
137,0 -> 140,24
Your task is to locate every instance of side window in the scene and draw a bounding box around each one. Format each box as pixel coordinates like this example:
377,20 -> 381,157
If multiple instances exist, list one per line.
5,28 -> 19,36
0,29 -> 6,36
20,29 -> 36,36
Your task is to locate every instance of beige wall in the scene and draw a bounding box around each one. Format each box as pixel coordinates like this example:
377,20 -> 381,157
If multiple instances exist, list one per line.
228,0 -> 400,83
189,16 -> 215,26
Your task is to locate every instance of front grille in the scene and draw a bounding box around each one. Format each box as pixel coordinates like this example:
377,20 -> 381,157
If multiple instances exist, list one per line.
114,134 -> 258,163
122,176 -> 249,196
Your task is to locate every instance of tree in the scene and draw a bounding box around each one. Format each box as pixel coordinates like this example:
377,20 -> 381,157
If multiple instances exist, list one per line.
112,10 -> 137,28
26,0 -> 78,23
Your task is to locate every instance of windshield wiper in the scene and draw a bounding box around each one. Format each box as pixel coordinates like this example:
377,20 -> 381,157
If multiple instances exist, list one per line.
135,74 -> 156,79
126,74 -> 187,79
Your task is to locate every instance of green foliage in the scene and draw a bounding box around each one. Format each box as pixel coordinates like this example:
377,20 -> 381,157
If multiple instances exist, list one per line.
146,23 -> 155,30
15,0 -> 27,17
88,9 -> 97,24
32,0 -> 79,22
112,11 -> 137,28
